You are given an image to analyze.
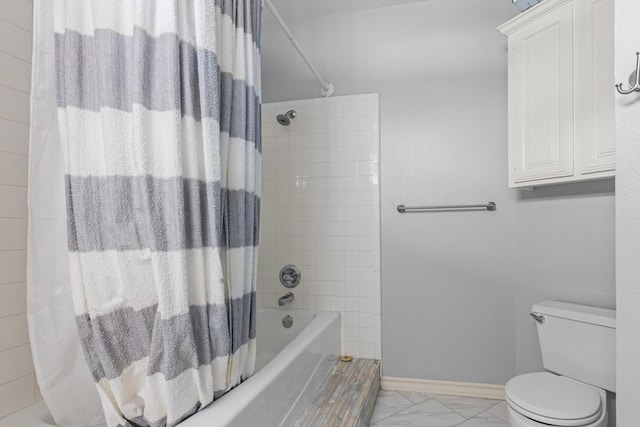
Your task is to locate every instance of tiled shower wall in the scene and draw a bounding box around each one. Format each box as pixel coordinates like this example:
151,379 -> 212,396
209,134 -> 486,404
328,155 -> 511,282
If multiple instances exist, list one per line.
258,94 -> 381,359
0,0 -> 38,418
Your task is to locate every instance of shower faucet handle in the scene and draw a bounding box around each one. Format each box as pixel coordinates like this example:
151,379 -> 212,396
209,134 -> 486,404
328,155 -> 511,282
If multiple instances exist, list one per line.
279,264 -> 301,288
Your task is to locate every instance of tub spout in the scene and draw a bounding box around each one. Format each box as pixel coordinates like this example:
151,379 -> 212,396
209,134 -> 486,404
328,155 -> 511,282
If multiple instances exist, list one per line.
278,292 -> 295,306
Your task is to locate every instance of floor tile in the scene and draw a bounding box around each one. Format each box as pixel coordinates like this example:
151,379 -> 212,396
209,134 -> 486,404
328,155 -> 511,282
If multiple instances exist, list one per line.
456,410 -> 509,427
372,398 -> 466,426
486,401 -> 508,421
397,390 -> 434,404
433,395 -> 500,419
370,390 -> 413,423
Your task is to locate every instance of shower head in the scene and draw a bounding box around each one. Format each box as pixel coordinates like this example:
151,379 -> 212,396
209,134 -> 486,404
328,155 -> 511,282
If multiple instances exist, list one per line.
276,110 -> 297,126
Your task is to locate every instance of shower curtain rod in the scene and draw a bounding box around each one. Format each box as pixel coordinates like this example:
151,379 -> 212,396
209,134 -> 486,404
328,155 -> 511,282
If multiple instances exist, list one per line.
264,0 -> 335,97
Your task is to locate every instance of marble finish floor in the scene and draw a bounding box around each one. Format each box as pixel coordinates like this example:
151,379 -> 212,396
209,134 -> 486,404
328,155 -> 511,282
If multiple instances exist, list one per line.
370,390 -> 509,426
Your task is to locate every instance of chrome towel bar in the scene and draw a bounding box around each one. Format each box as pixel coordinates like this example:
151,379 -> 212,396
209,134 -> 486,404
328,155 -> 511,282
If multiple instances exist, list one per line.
396,202 -> 496,213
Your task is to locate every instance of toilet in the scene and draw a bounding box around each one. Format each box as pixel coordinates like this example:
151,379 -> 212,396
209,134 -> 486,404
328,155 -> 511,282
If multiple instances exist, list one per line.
505,301 -> 615,427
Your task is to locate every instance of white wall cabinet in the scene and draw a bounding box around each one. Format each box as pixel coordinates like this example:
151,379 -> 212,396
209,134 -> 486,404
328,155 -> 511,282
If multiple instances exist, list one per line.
499,0 -> 615,188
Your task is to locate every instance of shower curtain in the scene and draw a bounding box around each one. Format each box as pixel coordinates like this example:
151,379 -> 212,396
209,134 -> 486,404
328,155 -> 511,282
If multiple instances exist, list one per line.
29,0 -> 262,426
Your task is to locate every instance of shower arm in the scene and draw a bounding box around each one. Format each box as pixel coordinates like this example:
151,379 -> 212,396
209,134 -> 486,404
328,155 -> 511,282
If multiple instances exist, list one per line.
264,0 -> 335,97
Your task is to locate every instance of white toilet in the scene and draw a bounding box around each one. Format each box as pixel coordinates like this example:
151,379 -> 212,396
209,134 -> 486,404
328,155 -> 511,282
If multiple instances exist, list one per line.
505,301 -> 615,427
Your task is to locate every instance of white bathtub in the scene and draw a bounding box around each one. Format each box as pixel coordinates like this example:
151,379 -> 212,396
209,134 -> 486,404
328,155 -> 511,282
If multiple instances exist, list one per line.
0,308 -> 341,427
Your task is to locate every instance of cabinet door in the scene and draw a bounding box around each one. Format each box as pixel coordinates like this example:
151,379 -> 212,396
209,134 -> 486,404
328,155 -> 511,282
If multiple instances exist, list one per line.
576,0 -> 615,175
508,1 -> 574,186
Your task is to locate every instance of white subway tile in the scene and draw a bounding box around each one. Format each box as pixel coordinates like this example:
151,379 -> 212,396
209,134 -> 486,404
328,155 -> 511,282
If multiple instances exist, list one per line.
0,251 -> 26,284
314,119 -> 331,133
359,297 -> 374,314
0,86 -> 29,125
0,19 -> 31,63
345,297 -> 360,313
372,122 -> 380,143
0,119 -> 28,156
345,327 -> 359,342
360,327 -> 374,344
0,185 -> 26,218
0,373 -> 35,418
343,131 -> 358,147
343,101 -> 358,117
343,117 -> 358,132
359,282 -> 373,297
359,267 -> 374,283
344,252 -> 359,267
329,251 -> 345,266
359,313 -> 375,329
329,266 -> 345,281
0,219 -> 27,251
288,120 -> 302,136
329,132 -> 343,148
344,311 -> 359,327
0,52 -> 30,94
345,341 -> 359,358
0,153 -> 26,189
262,293 -> 277,309
302,105 -> 314,118
315,103 -> 330,119
344,282 -> 359,297
0,344 -> 33,384
329,118 -> 343,133
345,266 -> 359,282
358,116 -> 373,131
305,296 -> 317,312
330,296 -> 344,312
262,123 -> 275,138
358,100 -> 373,116
330,102 -> 344,118
358,130 -> 373,146
330,281 -> 345,297
317,296 -> 331,311
263,95 -> 380,357
0,1 -> 33,32
0,282 -> 26,318
315,133 -> 330,148
0,313 -> 28,351
359,342 -> 375,359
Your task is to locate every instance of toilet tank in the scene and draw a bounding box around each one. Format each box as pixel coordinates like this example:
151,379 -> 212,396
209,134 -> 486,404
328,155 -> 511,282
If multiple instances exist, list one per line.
531,301 -> 616,392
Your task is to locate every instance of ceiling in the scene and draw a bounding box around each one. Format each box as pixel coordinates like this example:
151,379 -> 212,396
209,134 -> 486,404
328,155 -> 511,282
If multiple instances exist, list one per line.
262,0 -> 433,24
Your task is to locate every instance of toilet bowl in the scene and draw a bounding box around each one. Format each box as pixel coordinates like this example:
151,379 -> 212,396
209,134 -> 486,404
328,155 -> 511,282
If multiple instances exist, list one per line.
505,301 -> 615,427
505,372 -> 607,427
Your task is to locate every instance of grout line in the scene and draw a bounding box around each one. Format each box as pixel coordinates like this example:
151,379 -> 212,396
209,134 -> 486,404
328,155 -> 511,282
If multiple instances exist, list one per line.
370,391 -> 414,424
0,281 -> 26,287
0,248 -> 28,253
0,371 -> 34,387
0,149 -> 28,157
0,183 -> 28,189
0,309 -> 27,320
0,341 -> 31,353
0,15 -> 33,35
0,150 -> 28,158
0,116 -> 29,126
0,81 -> 29,96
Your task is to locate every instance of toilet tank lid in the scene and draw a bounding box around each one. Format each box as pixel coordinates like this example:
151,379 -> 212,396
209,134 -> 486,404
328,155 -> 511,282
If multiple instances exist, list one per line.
531,301 -> 615,328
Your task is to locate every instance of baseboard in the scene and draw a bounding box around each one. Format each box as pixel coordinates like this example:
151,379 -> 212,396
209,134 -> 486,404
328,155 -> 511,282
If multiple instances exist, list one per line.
381,376 -> 505,400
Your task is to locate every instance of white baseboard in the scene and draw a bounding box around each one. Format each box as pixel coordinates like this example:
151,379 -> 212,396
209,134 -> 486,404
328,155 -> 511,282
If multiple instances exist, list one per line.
381,376 -> 505,400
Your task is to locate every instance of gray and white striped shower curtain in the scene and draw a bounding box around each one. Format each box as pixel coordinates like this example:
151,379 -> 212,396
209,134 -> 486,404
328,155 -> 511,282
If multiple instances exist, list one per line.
53,1 -> 261,425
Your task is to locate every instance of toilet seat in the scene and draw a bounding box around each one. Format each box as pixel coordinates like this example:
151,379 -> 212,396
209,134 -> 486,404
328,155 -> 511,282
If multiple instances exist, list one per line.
505,372 -> 603,426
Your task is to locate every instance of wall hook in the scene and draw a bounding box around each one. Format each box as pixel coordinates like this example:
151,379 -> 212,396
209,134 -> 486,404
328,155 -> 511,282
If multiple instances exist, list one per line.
616,52 -> 640,95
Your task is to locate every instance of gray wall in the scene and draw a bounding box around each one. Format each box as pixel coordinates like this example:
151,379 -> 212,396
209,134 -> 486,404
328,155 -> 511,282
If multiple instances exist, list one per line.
615,0 -> 640,423
261,0 -> 615,385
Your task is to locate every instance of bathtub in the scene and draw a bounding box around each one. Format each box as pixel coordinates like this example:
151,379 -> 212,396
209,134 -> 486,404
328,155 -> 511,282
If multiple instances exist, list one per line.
0,308 -> 341,427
